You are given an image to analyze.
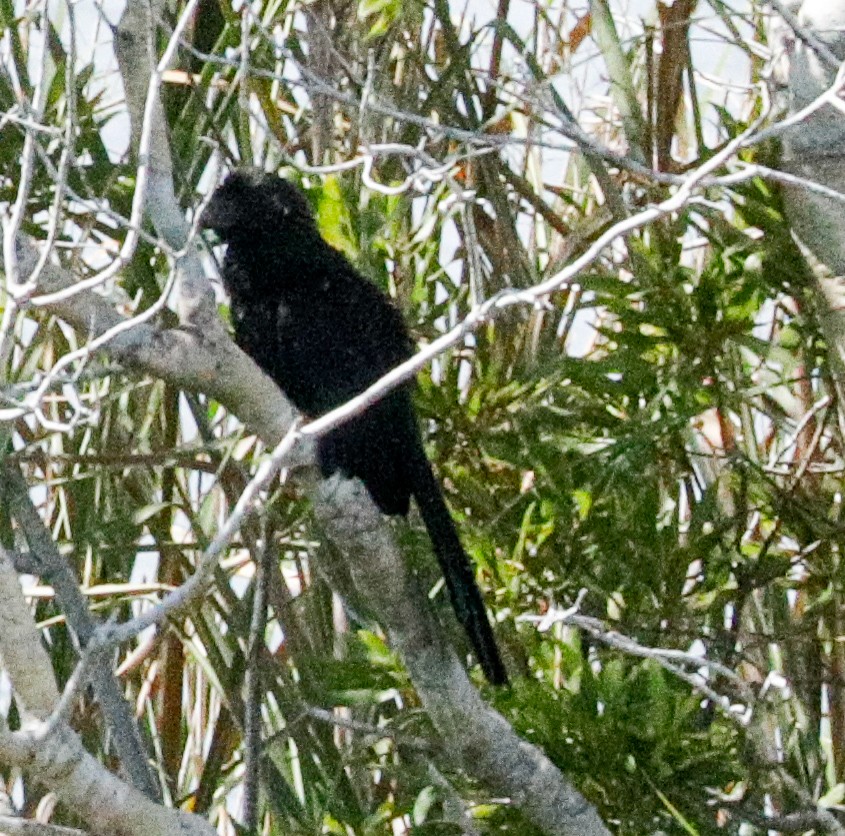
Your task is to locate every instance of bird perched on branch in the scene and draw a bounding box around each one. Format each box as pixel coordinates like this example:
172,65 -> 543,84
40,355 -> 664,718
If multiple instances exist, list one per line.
200,169 -> 507,685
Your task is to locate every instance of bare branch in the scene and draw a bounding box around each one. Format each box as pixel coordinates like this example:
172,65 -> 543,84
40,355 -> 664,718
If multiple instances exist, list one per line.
0,722 -> 214,836
28,0 -> 206,308
0,545 -> 59,718
0,814 -> 87,836
315,476 -> 611,836
769,0 -> 842,70
0,467 -> 159,799
2,2 -> 51,292
95,420 -> 303,648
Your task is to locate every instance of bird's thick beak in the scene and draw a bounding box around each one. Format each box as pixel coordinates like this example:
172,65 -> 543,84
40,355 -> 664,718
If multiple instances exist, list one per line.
197,201 -> 216,232
197,201 -> 229,244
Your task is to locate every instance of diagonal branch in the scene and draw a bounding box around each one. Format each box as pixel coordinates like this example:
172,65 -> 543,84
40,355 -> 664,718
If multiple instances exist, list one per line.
0,468 -> 160,800
315,476 -> 611,836
0,545 -> 214,836
0,545 -> 59,717
0,721 -> 214,836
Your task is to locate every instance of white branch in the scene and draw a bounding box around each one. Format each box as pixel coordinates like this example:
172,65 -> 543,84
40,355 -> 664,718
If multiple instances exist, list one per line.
0,546 -> 59,718
0,722 -> 214,836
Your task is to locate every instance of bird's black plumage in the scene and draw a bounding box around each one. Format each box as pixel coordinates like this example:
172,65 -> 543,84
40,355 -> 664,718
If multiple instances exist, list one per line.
200,169 -> 507,685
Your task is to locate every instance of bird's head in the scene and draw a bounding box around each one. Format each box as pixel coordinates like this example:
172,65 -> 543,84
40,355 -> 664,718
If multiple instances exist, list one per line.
199,168 -> 316,243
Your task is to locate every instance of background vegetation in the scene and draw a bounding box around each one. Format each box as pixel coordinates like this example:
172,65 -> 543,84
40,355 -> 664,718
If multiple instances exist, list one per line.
1,0 -> 844,833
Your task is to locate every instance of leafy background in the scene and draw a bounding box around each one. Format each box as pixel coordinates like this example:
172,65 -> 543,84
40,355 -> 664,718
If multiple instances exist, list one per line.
2,0 -> 843,832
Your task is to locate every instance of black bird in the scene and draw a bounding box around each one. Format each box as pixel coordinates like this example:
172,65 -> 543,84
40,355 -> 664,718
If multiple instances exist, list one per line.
200,169 -> 507,685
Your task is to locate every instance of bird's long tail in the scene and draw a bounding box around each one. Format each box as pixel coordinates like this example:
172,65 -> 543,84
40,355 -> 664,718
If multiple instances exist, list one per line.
408,448 -> 508,685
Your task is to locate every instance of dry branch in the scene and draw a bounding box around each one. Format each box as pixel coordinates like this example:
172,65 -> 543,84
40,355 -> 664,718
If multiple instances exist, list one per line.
315,477 -> 611,836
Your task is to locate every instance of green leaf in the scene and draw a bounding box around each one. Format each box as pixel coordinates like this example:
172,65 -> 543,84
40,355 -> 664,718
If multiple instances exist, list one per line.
317,176 -> 358,260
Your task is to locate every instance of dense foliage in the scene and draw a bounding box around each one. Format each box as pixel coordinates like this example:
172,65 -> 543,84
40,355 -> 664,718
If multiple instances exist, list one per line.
2,0 -> 844,832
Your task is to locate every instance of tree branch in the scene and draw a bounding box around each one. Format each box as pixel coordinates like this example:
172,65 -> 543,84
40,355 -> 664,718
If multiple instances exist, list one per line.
0,546 -> 214,836
0,722 -> 214,836
0,467 -> 159,799
315,477 -> 611,836
0,545 -> 59,718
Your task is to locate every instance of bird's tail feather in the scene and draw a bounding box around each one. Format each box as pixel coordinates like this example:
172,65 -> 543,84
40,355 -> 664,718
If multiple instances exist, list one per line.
409,448 -> 508,685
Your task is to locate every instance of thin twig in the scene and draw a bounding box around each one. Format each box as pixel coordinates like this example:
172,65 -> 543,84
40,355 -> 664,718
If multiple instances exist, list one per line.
25,0 -> 202,306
